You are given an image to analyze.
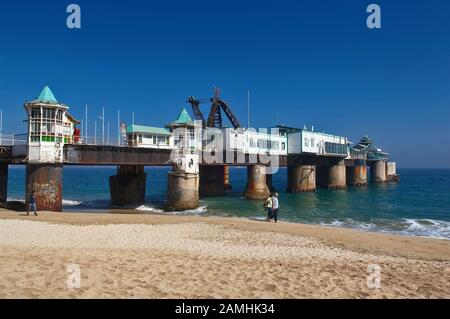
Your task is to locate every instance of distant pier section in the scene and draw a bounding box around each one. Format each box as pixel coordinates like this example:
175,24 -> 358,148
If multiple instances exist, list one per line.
0,86 -> 399,211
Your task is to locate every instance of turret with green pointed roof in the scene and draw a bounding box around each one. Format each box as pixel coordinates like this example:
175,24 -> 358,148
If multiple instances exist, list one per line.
166,108 -> 194,128
34,85 -> 59,104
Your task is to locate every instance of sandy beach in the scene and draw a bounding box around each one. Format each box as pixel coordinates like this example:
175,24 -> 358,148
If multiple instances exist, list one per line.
0,209 -> 449,298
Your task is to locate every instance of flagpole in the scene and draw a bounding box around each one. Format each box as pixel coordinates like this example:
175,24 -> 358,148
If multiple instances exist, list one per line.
247,90 -> 250,128
132,112 -> 135,147
107,121 -> 110,145
102,107 -> 105,145
85,104 -> 88,143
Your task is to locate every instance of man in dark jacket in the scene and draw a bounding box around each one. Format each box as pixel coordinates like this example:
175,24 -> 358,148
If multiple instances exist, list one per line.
27,191 -> 38,216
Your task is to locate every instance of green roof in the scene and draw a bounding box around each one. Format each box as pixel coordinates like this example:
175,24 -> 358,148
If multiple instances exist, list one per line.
170,108 -> 194,126
127,125 -> 171,135
35,86 -> 58,104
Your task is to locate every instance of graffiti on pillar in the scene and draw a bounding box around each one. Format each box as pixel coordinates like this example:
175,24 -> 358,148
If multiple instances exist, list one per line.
55,142 -> 62,162
36,183 -> 60,206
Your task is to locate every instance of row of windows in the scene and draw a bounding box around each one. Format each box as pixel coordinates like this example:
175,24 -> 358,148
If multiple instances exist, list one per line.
30,136 -> 68,143
248,138 -> 286,150
129,134 -> 169,145
324,142 -> 348,155
30,107 -> 63,120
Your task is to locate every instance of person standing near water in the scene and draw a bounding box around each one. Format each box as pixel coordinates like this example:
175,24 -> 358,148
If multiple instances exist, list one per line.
27,191 -> 38,216
264,194 -> 273,222
271,193 -> 279,223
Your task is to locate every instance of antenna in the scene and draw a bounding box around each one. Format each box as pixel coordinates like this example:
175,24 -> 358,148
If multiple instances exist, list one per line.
107,121 -> 110,145
247,90 -> 250,128
132,112 -> 135,146
117,108 -> 120,146
214,86 -> 221,100
276,108 -> 279,126
85,104 -> 88,143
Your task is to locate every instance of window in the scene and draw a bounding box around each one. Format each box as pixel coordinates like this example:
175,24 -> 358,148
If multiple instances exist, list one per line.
158,136 -> 166,144
31,107 -> 40,119
138,134 -> 143,144
281,142 -> 286,150
153,136 -> 157,144
42,108 -> 55,119
304,138 -> 309,147
30,123 -> 41,134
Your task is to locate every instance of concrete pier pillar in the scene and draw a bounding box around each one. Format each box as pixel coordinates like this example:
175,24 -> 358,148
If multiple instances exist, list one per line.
224,165 -> 232,190
25,164 -> 63,212
387,162 -> 400,182
199,166 -> 225,196
109,165 -> 146,206
0,163 -> 8,203
287,165 -> 316,192
166,170 -> 199,211
347,160 -> 368,186
328,160 -> 347,189
243,165 -> 271,200
371,160 -> 387,183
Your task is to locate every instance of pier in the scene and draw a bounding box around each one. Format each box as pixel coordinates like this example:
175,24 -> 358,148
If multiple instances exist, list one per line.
0,87 -> 400,212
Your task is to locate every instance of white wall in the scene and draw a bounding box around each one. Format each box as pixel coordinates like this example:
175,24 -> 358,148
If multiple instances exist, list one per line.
288,130 -> 348,155
387,162 -> 397,175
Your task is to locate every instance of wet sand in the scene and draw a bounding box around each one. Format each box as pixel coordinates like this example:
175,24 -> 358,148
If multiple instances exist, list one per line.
0,209 -> 449,298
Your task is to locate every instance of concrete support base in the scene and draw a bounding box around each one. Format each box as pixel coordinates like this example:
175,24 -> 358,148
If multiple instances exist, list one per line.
0,163 -> 8,203
346,160 -> 368,186
387,174 -> 400,182
243,165 -> 270,200
371,160 -> 387,183
166,170 -> 199,211
317,161 -> 347,190
287,165 -> 316,192
109,165 -> 146,206
328,160 -> 347,189
26,164 -> 63,212
224,165 -> 232,190
200,166 -> 225,196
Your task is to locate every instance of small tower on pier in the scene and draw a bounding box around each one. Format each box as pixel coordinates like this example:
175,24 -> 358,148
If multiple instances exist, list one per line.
24,86 -> 80,163
165,108 -> 201,211
23,86 -> 80,212
166,108 -> 201,174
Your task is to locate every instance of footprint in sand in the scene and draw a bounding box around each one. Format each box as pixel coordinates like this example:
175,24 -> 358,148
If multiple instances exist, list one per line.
263,284 -> 277,291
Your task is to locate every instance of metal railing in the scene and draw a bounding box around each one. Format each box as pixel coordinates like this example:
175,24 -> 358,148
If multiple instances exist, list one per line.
0,133 -> 28,146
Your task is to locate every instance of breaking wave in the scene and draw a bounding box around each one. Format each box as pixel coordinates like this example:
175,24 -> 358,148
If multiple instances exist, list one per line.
135,204 -> 207,215
320,218 -> 450,240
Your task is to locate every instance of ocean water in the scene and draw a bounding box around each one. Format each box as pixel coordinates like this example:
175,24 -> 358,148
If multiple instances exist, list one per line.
6,166 -> 450,240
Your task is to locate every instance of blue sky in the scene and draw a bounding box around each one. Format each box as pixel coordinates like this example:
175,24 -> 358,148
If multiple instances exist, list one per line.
0,0 -> 449,168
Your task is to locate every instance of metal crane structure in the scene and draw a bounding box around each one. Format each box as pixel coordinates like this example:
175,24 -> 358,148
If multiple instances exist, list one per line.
187,88 -> 243,129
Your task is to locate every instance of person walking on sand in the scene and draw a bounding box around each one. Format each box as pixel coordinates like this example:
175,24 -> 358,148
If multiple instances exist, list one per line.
271,193 -> 279,223
264,194 -> 273,222
27,191 -> 38,216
